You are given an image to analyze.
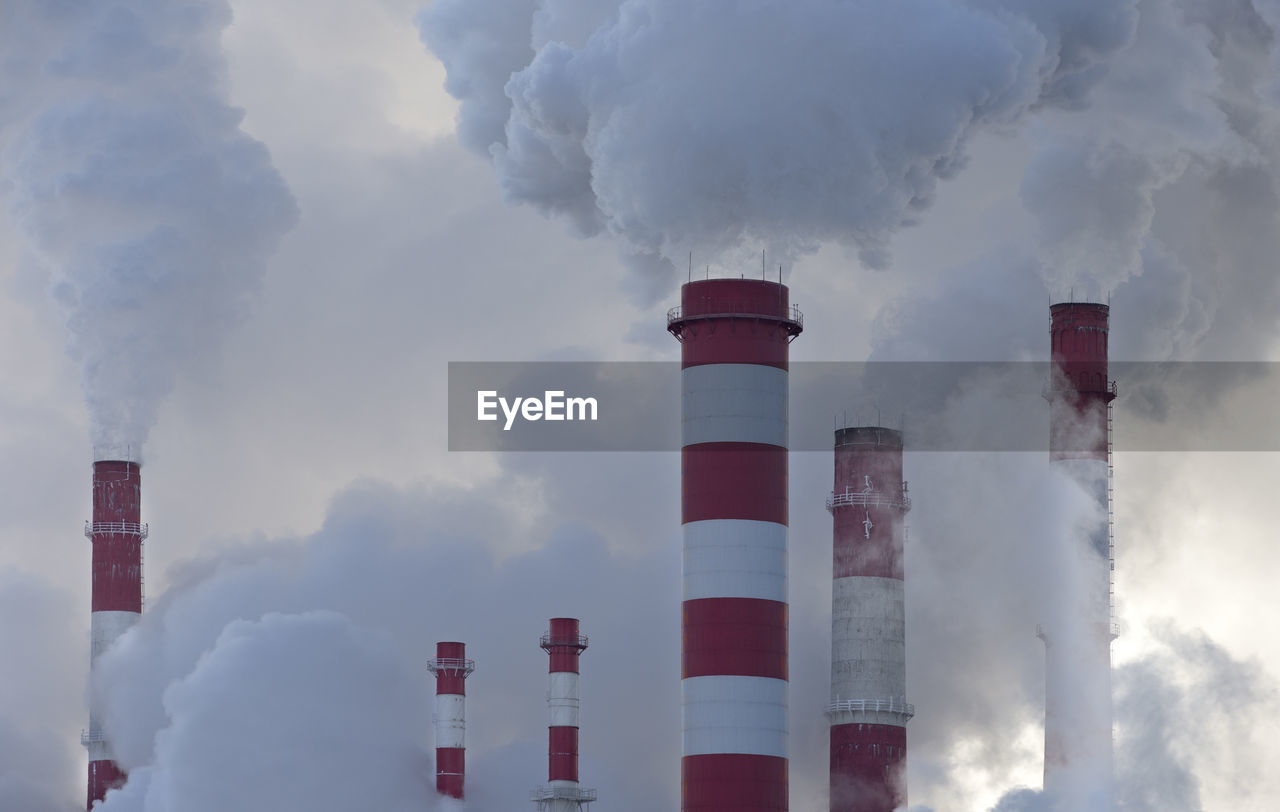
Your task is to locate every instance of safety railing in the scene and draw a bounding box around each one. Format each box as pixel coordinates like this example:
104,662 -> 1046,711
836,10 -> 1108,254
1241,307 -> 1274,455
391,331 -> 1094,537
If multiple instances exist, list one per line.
667,303 -> 804,330
80,730 -> 105,745
84,521 -> 149,539
826,697 -> 915,721
540,632 -> 589,650
426,657 -> 476,676
826,487 -> 911,513
532,786 -> 598,802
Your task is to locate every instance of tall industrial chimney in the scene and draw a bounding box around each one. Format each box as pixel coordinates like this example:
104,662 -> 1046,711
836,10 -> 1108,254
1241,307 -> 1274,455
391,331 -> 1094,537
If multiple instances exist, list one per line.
1041,302 -> 1116,807
827,427 -> 912,811
668,277 -> 802,811
427,641 -> 475,801
84,455 -> 146,808
533,618 -> 597,811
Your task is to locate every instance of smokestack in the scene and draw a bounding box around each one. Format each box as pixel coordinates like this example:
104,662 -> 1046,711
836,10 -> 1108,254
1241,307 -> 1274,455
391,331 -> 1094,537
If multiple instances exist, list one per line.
427,642 -> 475,801
83,454 -> 146,808
827,427 -> 912,811
1041,302 -> 1116,806
533,618 -> 596,811
668,278 -> 802,811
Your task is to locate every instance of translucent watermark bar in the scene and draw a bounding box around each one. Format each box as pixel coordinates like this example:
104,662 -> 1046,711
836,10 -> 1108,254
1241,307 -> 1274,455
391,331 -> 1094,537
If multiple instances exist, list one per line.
447,361 -> 1280,452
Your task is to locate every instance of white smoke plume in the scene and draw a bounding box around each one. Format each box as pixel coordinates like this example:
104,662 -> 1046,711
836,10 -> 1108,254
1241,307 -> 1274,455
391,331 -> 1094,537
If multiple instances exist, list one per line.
0,0 -> 297,457
1022,0 -> 1279,302
98,611 -> 433,812
87,475 -> 680,811
418,0 -> 1140,288
986,624 -> 1278,811
1113,624 -> 1278,811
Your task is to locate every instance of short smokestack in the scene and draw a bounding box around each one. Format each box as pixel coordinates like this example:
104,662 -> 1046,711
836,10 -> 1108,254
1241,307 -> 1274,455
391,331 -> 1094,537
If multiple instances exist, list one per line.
827,427 -> 912,811
427,641 -> 475,801
1041,302 -> 1116,807
533,618 -> 596,811
84,454 -> 146,808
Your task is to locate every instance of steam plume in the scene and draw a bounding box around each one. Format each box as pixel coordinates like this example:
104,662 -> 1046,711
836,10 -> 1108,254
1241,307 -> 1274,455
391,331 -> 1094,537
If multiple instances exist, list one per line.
418,0 -> 1139,284
88,477 -> 680,811
0,0 -> 297,457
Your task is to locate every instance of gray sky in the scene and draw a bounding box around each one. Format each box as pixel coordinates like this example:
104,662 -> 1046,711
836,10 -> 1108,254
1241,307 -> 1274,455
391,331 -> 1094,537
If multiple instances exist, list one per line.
1,1 -> 1278,810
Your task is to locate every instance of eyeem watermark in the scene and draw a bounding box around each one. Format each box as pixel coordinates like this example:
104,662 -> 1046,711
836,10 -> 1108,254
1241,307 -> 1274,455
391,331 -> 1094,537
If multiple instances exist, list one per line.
477,390 -> 599,430
449,361 -> 1280,451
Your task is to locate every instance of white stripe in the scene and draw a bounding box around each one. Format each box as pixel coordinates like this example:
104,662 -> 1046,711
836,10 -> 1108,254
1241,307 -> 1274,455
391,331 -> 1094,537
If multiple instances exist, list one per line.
683,364 -> 788,447
548,671 -> 580,728
434,694 -> 465,749
684,519 -> 787,602
683,675 -> 788,758
91,610 -> 139,664
831,576 -> 904,702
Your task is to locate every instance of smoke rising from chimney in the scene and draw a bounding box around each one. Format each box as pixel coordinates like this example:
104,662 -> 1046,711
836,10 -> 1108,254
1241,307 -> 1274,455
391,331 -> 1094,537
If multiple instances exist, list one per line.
418,0 -> 1139,289
1020,0 -> 1258,299
0,0 -> 297,457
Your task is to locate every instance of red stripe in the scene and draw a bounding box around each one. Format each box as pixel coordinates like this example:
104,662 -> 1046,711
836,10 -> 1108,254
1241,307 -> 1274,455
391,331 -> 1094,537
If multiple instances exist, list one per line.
436,676 -> 466,695
433,640 -> 468,693
548,652 -> 580,674
833,510 -> 904,579
680,323 -> 791,369
87,760 -> 126,809
436,747 -> 464,775
437,772 -> 463,800
682,443 -> 787,525
436,641 -> 465,659
683,753 -> 788,811
829,723 -> 906,812
545,618 -> 584,672
91,537 -> 143,612
675,279 -> 798,371
682,279 -> 794,319
92,461 -> 141,523
548,726 -> 579,782
1049,303 -> 1110,461
91,461 -> 143,614
683,598 -> 787,679
435,748 -> 464,799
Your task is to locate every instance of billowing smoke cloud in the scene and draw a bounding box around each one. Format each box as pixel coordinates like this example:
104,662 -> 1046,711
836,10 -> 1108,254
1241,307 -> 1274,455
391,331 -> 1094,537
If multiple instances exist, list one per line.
874,0 -> 1280,367
419,0 -> 1139,289
0,0 -> 297,457
986,623 -> 1278,812
98,611 -> 432,812
1022,0 -> 1280,308
1113,624 -> 1278,811
88,475 -> 680,811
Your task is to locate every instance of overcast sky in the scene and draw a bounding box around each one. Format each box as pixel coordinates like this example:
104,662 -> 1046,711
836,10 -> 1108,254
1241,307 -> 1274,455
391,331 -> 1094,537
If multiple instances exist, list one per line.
1,1 -> 1279,810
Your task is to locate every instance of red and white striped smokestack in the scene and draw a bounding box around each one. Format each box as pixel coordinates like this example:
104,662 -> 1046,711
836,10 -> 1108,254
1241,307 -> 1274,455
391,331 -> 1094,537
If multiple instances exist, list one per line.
668,278 -> 802,811
427,641 -> 475,801
84,455 -> 146,809
1041,302 -> 1116,806
533,619 -> 596,811
827,427 -> 912,811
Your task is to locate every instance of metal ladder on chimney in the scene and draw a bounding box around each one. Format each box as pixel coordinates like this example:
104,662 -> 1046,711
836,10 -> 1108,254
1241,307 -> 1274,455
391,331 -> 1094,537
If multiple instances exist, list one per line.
1107,401 -> 1116,637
